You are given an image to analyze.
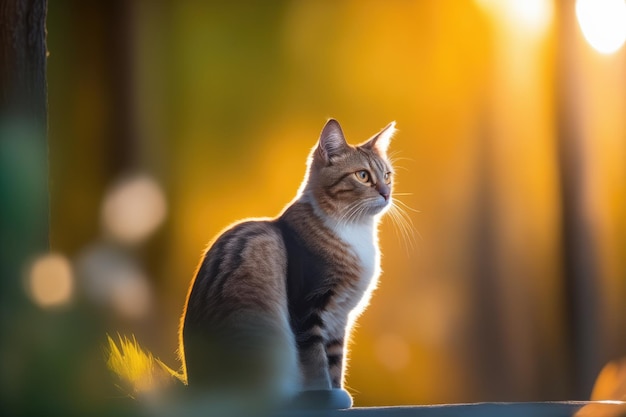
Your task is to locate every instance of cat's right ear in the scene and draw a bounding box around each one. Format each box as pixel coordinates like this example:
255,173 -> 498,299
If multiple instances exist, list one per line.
317,119 -> 348,164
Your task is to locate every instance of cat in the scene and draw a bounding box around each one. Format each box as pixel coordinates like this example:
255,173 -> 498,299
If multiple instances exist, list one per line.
179,118 -> 396,406
108,118 -> 398,411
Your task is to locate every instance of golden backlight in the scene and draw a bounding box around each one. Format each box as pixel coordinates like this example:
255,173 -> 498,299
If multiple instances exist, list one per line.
40,0 -> 626,410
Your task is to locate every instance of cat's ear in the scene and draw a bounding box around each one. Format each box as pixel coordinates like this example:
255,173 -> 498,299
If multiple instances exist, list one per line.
362,121 -> 396,155
317,119 -> 349,163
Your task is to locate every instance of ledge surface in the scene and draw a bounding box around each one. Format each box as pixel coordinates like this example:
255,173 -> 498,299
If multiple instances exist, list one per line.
288,401 -> 626,417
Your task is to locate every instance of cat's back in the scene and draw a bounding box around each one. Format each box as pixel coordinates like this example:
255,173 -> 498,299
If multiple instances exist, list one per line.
184,219 -> 288,323
181,218 -> 300,394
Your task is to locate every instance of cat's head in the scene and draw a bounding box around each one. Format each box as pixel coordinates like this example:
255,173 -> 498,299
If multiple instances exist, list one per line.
303,119 -> 395,223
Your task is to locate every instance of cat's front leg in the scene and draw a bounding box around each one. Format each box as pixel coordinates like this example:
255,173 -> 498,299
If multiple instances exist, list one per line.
323,313 -> 349,389
292,333 -> 353,410
326,337 -> 345,388
297,331 -> 332,390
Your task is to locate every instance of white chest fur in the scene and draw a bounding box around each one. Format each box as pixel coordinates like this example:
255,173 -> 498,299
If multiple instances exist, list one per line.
305,196 -> 382,318
332,221 -> 378,284
321,218 -> 381,339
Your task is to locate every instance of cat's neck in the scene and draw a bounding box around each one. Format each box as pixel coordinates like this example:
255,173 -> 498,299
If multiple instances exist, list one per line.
295,192 -> 379,243
298,192 -> 379,282
298,191 -> 378,230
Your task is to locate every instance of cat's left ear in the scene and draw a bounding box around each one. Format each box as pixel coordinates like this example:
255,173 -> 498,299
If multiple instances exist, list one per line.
317,119 -> 349,164
362,121 -> 396,155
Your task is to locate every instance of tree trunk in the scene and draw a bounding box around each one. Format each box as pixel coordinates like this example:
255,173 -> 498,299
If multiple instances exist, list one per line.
555,1 -> 603,399
0,0 -> 48,118
0,0 -> 49,410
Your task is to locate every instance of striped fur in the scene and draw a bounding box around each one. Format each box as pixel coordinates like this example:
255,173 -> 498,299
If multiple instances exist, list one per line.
180,119 -> 395,405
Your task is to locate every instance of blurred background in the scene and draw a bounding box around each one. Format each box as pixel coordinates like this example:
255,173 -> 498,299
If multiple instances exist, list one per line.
2,0 -> 625,414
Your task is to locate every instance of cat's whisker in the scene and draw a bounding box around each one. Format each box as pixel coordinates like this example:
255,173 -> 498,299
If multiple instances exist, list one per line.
389,214 -> 415,254
387,151 -> 412,173
386,199 -> 419,254
386,150 -> 412,164
348,201 -> 372,225
337,197 -> 380,227
393,197 -> 420,213
394,200 -> 418,234
337,199 -> 368,227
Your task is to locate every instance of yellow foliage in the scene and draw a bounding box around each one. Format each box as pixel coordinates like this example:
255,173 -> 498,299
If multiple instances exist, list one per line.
106,334 -> 186,397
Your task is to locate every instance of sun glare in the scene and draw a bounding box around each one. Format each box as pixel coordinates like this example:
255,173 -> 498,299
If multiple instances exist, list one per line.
576,0 -> 626,54
508,0 -> 553,32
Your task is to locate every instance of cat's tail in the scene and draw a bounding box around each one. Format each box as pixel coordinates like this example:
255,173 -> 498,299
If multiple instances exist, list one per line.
105,334 -> 186,399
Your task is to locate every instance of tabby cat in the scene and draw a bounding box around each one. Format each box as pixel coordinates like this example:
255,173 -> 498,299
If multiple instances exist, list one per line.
179,119 -> 396,407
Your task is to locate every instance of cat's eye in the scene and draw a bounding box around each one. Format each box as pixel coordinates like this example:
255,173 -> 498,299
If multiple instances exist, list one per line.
384,172 -> 392,184
355,170 -> 370,183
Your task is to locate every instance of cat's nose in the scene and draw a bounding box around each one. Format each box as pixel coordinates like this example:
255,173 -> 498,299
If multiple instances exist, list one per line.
376,183 -> 390,201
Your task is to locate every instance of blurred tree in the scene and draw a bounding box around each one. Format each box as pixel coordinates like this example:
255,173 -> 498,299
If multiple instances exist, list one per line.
0,0 -> 48,117
0,0 -> 49,412
556,1 -> 608,399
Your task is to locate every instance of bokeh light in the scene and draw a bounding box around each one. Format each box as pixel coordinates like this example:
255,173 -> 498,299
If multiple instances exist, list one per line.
110,270 -> 152,320
576,0 -> 626,54
27,253 -> 74,308
77,243 -> 153,320
101,175 -> 167,245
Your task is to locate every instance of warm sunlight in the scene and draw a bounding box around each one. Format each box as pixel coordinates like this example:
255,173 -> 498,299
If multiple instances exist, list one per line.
17,2 -> 622,412
28,253 -> 74,308
576,0 -> 626,54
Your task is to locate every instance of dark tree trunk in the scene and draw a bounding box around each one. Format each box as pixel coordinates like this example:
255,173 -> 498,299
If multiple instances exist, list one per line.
0,0 -> 49,410
0,0 -> 49,295
0,0 -> 48,118
555,1 -> 603,399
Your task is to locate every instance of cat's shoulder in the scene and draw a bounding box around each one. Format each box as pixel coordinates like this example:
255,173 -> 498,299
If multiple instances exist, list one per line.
208,217 -> 285,253
226,217 -> 277,234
